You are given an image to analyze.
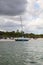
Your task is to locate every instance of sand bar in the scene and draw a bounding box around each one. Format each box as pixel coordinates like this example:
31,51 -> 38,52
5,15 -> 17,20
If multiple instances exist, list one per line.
0,39 -> 15,41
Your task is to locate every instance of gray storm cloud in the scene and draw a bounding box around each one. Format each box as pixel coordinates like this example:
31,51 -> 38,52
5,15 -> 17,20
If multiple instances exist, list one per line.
0,0 -> 27,16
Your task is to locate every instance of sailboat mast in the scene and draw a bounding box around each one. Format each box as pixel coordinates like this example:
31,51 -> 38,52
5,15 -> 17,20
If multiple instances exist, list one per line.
20,16 -> 23,32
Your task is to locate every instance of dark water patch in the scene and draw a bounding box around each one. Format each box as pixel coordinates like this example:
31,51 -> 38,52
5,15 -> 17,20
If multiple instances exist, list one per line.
40,57 -> 43,59
29,61 -> 37,64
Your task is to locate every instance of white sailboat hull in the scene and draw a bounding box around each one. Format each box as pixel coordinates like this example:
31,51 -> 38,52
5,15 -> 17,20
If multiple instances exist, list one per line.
15,37 -> 30,41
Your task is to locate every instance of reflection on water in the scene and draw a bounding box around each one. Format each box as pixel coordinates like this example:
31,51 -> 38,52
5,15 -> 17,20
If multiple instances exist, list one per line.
0,39 -> 43,65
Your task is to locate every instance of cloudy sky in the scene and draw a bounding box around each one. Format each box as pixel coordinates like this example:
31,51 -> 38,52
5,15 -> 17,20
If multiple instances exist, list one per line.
0,0 -> 43,34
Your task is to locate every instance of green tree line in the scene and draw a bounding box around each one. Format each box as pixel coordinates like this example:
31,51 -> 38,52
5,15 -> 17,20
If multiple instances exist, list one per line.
0,30 -> 43,39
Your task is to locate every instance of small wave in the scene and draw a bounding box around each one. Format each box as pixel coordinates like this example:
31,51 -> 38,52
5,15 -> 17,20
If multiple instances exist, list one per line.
0,55 -> 2,57
29,61 -> 37,64
40,57 -> 43,59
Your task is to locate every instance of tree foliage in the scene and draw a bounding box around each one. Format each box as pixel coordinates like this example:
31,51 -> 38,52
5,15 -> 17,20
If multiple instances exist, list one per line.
0,30 -> 43,39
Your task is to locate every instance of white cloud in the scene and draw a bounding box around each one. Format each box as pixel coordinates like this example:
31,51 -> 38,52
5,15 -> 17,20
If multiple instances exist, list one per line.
26,0 -> 43,19
0,15 -> 43,34
24,18 -> 43,34
0,0 -> 43,34
37,0 -> 43,8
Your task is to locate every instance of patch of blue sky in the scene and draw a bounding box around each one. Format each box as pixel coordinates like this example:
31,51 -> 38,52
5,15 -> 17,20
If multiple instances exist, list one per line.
34,2 -> 40,9
32,14 -> 39,20
32,2 -> 40,19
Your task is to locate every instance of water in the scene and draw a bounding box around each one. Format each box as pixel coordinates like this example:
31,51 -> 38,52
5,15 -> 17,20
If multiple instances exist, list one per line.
0,39 -> 43,65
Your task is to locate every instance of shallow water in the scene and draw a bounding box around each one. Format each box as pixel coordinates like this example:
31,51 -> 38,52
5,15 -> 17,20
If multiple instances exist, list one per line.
0,39 -> 43,65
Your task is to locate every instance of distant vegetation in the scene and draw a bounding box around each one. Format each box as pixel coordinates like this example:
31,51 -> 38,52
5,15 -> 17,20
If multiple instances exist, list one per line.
0,30 -> 43,39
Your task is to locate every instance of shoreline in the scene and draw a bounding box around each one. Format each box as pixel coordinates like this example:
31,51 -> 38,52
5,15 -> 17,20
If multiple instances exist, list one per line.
0,39 -> 15,41
0,38 -> 43,41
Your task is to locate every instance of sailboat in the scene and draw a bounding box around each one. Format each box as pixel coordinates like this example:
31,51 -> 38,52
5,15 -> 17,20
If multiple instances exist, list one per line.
15,16 -> 29,41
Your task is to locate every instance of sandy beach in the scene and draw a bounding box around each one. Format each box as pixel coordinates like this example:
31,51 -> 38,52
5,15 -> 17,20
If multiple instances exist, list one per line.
0,39 -> 15,41
0,38 -> 43,41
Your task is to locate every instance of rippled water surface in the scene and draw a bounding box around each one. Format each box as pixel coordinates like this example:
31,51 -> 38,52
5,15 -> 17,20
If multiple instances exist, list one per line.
0,38 -> 43,65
